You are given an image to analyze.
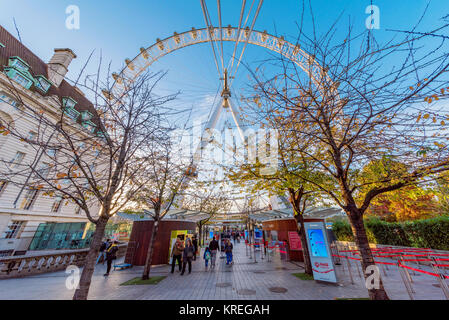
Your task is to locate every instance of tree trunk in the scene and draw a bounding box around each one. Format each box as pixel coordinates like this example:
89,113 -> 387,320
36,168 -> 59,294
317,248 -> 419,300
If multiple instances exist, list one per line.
73,214 -> 109,300
198,223 -> 203,247
142,218 -> 160,280
348,210 -> 390,300
294,214 -> 313,275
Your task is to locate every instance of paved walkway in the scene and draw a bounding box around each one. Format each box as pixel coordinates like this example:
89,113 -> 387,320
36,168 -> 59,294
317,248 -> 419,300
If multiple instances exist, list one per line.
0,241 -> 447,300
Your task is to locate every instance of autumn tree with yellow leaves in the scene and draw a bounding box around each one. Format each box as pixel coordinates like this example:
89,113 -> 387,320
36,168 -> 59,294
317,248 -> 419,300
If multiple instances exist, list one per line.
241,12 -> 449,299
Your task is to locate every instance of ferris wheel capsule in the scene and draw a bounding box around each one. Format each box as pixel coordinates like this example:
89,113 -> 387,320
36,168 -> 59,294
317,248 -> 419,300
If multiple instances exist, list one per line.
226,25 -> 233,37
125,59 -> 134,70
173,32 -> 181,44
190,27 -> 198,39
156,38 -> 164,51
140,47 -> 149,59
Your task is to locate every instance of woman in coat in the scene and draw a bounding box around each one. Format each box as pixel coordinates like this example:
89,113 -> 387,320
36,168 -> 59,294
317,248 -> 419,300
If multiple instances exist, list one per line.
181,238 -> 195,275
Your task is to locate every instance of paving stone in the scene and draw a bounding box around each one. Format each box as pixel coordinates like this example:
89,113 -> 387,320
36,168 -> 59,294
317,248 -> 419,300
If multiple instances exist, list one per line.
0,241 -> 447,300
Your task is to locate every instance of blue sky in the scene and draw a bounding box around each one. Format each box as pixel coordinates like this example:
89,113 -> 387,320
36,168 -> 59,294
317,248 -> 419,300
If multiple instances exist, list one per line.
1,0 -> 447,87
1,0 -> 448,206
1,0 -> 447,138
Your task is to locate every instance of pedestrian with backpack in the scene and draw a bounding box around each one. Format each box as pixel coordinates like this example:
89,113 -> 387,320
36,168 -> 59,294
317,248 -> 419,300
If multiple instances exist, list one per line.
104,240 -> 119,276
96,238 -> 110,265
203,246 -> 212,270
225,239 -> 233,265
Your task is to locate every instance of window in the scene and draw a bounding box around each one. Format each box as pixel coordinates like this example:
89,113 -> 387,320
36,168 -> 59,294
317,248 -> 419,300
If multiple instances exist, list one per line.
36,163 -> 50,179
20,188 -> 39,210
3,221 -> 24,239
34,76 -> 52,93
64,106 -> 80,121
0,180 -> 8,194
8,57 -> 30,71
27,131 -> 37,142
82,120 -> 96,133
81,111 -> 93,121
11,151 -> 25,167
0,92 -> 19,108
4,68 -> 33,89
4,57 -> 34,90
62,97 -> 77,109
51,196 -> 63,213
11,72 -> 32,88
46,148 -> 56,157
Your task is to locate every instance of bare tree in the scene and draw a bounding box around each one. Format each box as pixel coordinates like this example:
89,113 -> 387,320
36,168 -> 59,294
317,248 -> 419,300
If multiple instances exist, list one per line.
181,184 -> 232,246
243,9 -> 449,299
0,63 -> 176,299
131,130 -> 191,281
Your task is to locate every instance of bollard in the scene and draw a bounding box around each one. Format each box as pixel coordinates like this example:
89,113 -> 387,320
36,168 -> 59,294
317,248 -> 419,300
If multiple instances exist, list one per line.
253,242 -> 257,263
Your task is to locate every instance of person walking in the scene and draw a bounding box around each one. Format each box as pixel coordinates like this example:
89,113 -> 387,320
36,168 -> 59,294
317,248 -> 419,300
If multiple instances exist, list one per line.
96,238 -> 110,265
181,239 -> 195,275
225,239 -> 233,265
170,238 -> 184,273
203,246 -> 212,270
208,236 -> 219,268
192,236 -> 198,261
104,240 -> 119,276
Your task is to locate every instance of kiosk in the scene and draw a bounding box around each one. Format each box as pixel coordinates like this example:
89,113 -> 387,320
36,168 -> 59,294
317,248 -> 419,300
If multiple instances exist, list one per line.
125,219 -> 196,266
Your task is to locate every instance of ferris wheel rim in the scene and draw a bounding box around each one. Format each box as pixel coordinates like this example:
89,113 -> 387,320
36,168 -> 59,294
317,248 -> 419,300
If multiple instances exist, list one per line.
108,26 -> 335,97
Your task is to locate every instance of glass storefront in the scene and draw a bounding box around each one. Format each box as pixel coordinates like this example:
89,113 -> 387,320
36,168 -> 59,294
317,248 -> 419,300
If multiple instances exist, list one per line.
28,222 -> 93,250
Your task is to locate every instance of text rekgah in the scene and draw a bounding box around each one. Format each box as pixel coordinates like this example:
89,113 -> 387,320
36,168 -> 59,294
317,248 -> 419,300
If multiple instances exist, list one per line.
179,304 -> 270,317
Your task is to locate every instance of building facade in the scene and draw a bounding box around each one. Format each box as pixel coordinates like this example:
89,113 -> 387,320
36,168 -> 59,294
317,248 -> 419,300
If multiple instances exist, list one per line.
0,25 -> 101,256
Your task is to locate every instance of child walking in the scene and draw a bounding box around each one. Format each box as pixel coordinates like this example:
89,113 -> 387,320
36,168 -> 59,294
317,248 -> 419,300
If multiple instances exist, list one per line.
204,247 -> 212,270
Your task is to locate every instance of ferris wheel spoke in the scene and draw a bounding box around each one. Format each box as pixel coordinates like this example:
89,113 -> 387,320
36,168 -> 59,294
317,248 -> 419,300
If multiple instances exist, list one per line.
200,0 -> 222,77
230,0 -> 264,84
217,0 -> 225,71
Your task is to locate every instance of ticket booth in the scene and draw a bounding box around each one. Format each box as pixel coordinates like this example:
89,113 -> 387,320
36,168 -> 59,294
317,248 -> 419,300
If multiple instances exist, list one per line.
262,217 -> 327,262
125,219 -> 197,266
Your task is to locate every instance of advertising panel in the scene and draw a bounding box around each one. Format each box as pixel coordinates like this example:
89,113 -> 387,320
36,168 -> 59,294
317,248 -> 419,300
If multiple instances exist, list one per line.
304,221 -> 337,283
287,231 -> 302,251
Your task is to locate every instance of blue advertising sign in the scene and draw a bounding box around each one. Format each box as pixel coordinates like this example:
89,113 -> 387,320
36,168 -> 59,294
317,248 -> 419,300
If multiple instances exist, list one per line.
304,221 -> 337,283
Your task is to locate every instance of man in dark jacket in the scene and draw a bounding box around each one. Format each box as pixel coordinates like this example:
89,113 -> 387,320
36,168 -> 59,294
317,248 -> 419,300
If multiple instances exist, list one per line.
104,241 -> 119,276
208,237 -> 219,268
224,239 -> 233,265
192,236 -> 198,261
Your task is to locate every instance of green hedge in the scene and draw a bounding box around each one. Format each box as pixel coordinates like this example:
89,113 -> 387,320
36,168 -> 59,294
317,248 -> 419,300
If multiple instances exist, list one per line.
332,216 -> 449,250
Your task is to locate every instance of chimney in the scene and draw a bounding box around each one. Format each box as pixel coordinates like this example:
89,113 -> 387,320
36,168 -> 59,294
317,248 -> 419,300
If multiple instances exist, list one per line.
47,48 -> 77,87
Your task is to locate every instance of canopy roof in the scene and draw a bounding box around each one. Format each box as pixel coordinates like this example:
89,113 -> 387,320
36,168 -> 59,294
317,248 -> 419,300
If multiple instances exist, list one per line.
248,207 -> 345,222
115,207 -> 344,224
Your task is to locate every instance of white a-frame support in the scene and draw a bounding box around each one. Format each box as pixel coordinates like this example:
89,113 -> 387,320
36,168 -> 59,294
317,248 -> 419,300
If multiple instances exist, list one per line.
173,69 -> 247,207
